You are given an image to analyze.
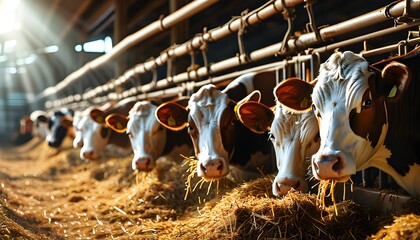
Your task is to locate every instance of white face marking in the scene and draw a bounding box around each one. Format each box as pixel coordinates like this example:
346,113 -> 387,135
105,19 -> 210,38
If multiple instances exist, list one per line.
311,51 -> 386,180
188,85 -> 230,177
78,107 -> 110,160
72,111 -> 83,149
127,101 -> 166,170
270,105 -> 319,196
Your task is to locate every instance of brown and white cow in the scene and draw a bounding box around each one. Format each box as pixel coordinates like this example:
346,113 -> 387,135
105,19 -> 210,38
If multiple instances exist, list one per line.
156,71 -> 276,180
279,49 -> 420,198
105,98 -> 193,172
75,98 -> 136,160
235,78 -> 320,196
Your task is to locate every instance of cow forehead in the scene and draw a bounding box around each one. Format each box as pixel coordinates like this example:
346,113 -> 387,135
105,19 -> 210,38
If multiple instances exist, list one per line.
314,51 -> 372,113
128,101 -> 158,133
188,85 -> 229,126
129,101 -> 155,116
273,104 -> 317,142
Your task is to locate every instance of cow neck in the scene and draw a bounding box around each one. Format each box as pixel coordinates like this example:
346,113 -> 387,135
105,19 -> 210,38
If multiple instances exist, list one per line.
382,53 -> 420,176
162,128 -> 192,156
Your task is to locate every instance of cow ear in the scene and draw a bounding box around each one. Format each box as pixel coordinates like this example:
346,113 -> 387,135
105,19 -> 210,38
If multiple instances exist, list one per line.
61,117 -> 73,128
90,109 -> 107,124
381,61 -> 411,102
105,113 -> 128,133
236,101 -> 274,134
155,102 -> 188,131
275,77 -> 314,112
237,90 -> 261,107
173,96 -> 190,108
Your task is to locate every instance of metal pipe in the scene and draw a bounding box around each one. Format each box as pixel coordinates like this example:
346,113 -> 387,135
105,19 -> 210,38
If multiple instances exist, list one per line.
41,0 -> 219,98
49,0 -> 420,108
84,0 -> 306,95
135,21 -> 420,94
111,0 -> 420,95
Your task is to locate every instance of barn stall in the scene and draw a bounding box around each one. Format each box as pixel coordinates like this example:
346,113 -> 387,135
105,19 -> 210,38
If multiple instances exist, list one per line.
0,0 -> 419,239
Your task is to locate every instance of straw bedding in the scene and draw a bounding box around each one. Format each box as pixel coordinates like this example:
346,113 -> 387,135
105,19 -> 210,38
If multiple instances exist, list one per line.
0,139 -> 418,239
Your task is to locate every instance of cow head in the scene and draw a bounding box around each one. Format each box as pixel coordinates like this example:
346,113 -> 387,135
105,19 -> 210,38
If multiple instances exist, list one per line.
280,51 -> 411,183
106,101 -> 166,172
45,108 -> 74,148
236,78 -> 320,196
77,107 -> 112,160
156,85 -> 258,180
30,110 -> 49,141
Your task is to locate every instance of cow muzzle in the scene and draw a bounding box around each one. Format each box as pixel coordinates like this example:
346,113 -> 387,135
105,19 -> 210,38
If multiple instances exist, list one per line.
134,157 -> 154,172
272,176 -> 307,197
312,151 -> 351,182
197,158 -> 227,180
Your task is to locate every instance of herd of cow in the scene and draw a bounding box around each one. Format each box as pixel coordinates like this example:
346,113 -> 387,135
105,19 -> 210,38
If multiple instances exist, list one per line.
20,48 -> 420,199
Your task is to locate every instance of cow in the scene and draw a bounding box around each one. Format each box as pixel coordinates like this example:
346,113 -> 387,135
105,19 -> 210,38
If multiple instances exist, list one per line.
19,115 -> 33,136
72,101 -> 116,150
155,71 -> 276,180
75,98 -> 136,160
45,108 -> 75,148
235,77 -> 320,196
276,49 -> 420,198
29,110 -> 49,141
105,97 -> 193,172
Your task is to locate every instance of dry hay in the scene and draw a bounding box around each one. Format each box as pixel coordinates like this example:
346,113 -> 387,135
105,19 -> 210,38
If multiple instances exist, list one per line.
160,176 -> 380,240
0,140 -> 416,239
369,214 -> 420,240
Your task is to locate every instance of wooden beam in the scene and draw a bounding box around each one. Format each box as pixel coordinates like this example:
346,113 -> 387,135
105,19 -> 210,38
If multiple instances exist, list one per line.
84,0 -> 115,34
127,0 -> 166,30
59,0 -> 93,41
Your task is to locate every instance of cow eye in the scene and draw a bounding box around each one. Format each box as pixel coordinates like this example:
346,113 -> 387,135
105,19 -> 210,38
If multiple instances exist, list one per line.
362,99 -> 372,108
268,132 -> 275,142
126,131 -> 133,138
312,104 -> 316,111
187,125 -> 194,133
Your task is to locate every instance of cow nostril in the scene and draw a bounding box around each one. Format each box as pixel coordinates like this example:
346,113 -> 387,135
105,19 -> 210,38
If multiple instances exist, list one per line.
200,163 -> 207,173
217,163 -> 223,171
332,159 -> 342,172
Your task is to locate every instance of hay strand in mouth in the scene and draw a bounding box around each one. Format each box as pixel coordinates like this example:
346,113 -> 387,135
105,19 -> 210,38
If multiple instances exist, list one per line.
317,179 -> 338,216
180,154 -> 220,200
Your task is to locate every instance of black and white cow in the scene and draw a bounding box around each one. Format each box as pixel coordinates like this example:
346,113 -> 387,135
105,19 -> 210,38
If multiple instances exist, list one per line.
105,98 -> 193,172
45,108 -> 74,148
236,78 -> 320,196
278,49 -> 420,198
155,71 -> 276,180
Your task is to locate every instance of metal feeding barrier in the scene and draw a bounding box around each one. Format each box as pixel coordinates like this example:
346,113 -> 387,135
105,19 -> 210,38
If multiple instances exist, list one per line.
44,0 -> 420,110
40,0 -> 420,204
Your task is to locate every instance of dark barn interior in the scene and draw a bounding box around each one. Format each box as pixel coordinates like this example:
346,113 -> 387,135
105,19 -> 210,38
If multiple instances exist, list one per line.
0,0 -> 419,239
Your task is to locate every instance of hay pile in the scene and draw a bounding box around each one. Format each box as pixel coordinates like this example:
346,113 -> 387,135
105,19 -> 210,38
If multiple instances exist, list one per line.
369,214 -> 420,240
0,140 -> 418,239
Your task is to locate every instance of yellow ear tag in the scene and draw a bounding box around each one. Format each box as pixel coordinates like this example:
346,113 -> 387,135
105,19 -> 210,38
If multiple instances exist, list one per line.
300,97 -> 309,109
96,116 -> 104,123
168,116 -> 176,127
116,122 -> 123,130
388,85 -> 397,98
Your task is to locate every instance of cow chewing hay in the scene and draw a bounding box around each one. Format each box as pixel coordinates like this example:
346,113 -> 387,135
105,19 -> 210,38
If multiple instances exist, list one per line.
181,154 -> 221,200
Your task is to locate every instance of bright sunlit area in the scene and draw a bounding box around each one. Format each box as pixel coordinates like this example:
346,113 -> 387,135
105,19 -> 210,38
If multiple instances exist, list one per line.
0,0 -> 21,34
